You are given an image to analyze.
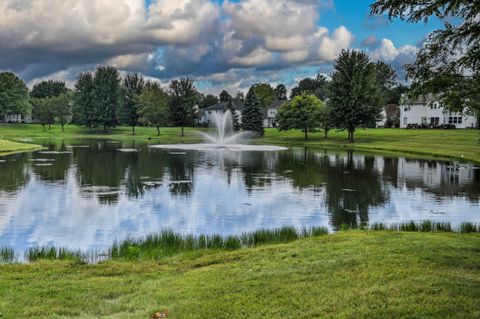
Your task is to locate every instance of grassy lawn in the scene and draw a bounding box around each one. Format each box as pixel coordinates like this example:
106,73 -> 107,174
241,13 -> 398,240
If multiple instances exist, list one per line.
0,231 -> 478,318
0,123 -> 479,163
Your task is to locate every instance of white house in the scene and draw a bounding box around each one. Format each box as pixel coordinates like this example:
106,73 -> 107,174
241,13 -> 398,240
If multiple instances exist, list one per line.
2,114 -> 32,123
199,100 -> 287,128
400,94 -> 477,129
263,100 -> 286,128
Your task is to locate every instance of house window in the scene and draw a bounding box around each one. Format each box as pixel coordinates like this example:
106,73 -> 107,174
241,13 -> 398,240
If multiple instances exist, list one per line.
403,117 -> 407,125
421,117 -> 427,124
458,117 -> 462,124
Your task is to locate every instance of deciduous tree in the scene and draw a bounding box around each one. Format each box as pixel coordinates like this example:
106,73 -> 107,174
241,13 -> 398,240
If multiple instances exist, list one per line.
0,72 -> 30,119
120,73 -> 145,135
138,81 -> 169,135
168,78 -> 198,137
277,93 -> 324,140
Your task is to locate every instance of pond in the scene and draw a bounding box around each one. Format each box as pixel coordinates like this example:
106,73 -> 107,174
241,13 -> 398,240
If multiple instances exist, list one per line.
0,139 -> 479,253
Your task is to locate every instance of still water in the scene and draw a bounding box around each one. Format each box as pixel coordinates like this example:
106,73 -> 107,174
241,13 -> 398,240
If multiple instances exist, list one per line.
0,139 -> 479,252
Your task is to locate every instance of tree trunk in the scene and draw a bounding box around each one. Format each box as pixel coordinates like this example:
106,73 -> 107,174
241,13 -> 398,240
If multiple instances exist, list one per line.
157,126 -> 160,136
42,124 -> 46,131
349,129 -> 355,143
304,129 -> 308,140
48,124 -> 51,130
61,124 -> 65,132
181,126 -> 184,137
132,126 -> 135,135
324,129 -> 328,139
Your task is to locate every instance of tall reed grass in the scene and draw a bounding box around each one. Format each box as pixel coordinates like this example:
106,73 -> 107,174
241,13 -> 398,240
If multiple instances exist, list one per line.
0,222 -> 478,264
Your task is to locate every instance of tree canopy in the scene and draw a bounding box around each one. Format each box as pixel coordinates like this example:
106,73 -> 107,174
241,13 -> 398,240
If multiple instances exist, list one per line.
290,74 -> 329,101
277,93 -> 324,140
168,77 -> 198,136
371,0 -> 480,123
30,80 -> 67,99
0,72 -> 30,118
92,65 -> 121,131
138,81 -> 169,135
250,83 -> 275,109
120,73 -> 145,134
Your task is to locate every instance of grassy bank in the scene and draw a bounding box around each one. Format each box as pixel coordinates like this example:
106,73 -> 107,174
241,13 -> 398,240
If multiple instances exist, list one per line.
1,123 -> 479,163
0,138 -> 42,155
0,230 -> 479,318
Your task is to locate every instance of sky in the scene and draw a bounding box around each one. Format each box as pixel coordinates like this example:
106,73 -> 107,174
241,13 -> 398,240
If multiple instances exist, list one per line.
0,0 -> 444,94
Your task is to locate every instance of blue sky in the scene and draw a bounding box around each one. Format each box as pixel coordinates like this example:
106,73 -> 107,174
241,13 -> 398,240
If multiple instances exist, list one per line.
0,0 -> 443,93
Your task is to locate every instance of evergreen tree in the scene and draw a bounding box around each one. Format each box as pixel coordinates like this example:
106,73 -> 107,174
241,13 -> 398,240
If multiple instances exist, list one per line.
227,99 -> 240,131
120,73 -> 145,135
219,90 -> 232,103
275,84 -> 287,100
73,72 -> 95,128
328,50 -> 382,142
168,77 -> 198,137
92,66 -> 121,131
241,89 -> 264,136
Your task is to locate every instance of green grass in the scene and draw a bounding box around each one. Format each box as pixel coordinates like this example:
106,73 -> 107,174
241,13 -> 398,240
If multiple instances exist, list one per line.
0,231 -> 479,318
1,123 -> 479,163
0,138 -> 42,155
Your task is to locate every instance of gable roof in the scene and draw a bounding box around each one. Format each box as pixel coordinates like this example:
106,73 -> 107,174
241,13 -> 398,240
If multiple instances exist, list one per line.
205,101 -> 245,111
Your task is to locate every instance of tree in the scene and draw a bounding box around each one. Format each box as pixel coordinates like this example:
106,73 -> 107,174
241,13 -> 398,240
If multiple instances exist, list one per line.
275,84 -> 287,100
290,74 -> 329,100
199,94 -> 218,108
371,0 -> 480,125
319,104 -> 334,138
250,83 -> 275,109
168,77 -> 198,137
30,80 -> 67,99
241,89 -> 264,135
73,72 -> 95,128
138,81 -> 169,135
53,93 -> 72,131
31,97 -> 55,130
328,50 -> 383,142
219,90 -> 232,103
375,61 -> 397,104
277,93 -> 324,140
234,91 -> 245,102
0,72 -> 30,119
120,73 -> 145,135
227,99 -> 240,131
93,66 -> 121,131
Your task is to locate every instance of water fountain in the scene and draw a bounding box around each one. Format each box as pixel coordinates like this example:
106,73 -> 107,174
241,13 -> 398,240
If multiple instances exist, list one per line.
149,110 -> 287,151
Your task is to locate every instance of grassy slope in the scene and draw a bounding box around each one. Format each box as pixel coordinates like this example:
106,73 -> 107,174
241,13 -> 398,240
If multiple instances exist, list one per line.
0,231 -> 479,318
0,138 -> 42,155
0,123 -> 479,163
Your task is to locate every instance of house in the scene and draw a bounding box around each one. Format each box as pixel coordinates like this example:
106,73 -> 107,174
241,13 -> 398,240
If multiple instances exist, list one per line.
376,104 -> 400,128
199,99 -> 288,128
199,101 -> 244,127
263,100 -> 287,128
400,94 -> 477,129
2,114 -> 32,123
